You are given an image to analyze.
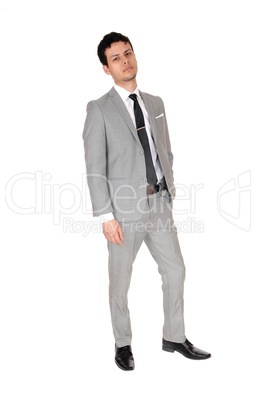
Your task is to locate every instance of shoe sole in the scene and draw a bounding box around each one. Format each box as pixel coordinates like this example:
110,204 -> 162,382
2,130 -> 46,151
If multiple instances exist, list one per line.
162,345 -> 211,360
115,360 -> 135,371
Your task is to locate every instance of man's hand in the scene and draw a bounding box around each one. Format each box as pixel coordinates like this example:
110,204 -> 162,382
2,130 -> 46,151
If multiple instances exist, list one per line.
102,219 -> 124,246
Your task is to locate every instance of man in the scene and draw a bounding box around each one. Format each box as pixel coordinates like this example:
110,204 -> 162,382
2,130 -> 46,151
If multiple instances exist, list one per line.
82,32 -> 211,371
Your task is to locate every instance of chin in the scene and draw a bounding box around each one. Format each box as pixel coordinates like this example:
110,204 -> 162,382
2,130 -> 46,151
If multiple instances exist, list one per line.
124,74 -> 137,82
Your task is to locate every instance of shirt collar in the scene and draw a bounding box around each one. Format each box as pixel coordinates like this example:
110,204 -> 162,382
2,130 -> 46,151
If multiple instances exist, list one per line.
114,84 -> 141,102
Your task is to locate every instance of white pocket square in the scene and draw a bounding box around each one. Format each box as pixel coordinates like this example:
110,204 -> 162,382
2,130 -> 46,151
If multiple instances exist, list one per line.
155,113 -> 164,119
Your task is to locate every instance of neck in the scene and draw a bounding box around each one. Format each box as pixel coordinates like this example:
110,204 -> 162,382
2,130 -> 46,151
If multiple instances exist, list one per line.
115,79 -> 137,93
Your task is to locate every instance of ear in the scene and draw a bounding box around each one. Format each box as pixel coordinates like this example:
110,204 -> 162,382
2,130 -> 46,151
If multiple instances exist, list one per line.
103,65 -> 111,76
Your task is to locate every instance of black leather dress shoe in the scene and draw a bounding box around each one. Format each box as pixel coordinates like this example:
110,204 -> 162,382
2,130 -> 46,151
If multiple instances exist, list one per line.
115,345 -> 135,371
162,338 -> 211,360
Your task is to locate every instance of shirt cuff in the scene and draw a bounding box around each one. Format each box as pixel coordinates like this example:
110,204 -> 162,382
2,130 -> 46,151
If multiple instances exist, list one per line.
99,212 -> 115,223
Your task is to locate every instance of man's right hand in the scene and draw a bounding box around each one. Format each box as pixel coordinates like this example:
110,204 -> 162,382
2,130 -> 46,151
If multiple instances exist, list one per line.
102,219 -> 124,246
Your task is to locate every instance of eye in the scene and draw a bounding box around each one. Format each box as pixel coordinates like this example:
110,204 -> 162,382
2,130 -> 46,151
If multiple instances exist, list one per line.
113,57 -> 119,61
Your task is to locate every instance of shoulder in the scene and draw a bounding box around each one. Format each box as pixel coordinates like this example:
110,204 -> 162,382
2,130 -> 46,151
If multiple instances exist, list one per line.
88,87 -> 115,106
87,92 -> 107,108
140,90 -> 164,106
86,88 -> 115,114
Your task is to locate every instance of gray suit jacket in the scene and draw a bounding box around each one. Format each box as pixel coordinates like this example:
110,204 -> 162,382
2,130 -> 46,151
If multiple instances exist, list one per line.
82,87 -> 176,222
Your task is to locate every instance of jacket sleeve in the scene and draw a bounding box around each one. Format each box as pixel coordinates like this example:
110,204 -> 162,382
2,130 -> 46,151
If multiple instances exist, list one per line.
82,101 -> 114,217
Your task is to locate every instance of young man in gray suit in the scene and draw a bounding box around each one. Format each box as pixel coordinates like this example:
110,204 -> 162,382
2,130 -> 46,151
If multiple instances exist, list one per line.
83,32 -> 211,370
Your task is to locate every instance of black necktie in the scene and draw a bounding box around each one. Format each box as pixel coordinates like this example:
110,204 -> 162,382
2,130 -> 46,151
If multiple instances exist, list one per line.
129,94 -> 158,186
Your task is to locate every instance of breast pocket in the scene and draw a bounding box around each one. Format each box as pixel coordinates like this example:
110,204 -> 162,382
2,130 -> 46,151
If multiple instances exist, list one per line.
155,115 -> 166,151
155,113 -> 165,131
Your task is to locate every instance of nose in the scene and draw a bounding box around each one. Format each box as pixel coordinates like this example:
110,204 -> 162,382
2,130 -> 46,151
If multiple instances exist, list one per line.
123,56 -> 129,65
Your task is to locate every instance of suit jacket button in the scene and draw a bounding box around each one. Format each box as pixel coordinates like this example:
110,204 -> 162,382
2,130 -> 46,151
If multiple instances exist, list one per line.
140,150 -> 144,154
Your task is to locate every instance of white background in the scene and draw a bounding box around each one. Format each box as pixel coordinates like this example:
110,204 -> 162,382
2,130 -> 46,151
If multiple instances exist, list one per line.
1,0 -> 255,401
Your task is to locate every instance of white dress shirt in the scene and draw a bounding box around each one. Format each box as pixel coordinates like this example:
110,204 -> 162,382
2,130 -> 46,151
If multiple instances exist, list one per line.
100,84 -> 164,223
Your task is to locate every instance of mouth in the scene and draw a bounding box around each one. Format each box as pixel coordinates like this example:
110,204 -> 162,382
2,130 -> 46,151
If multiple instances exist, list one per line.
123,66 -> 132,72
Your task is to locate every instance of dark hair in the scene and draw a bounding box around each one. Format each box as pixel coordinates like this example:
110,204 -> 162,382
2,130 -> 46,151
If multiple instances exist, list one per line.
97,32 -> 134,66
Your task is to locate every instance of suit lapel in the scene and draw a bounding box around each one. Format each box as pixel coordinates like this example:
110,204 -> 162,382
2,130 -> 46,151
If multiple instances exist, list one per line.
108,87 -> 158,149
108,87 -> 141,147
139,91 -> 158,146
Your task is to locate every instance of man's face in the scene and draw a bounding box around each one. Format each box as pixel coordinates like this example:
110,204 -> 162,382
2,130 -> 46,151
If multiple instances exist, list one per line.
103,41 -> 138,86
